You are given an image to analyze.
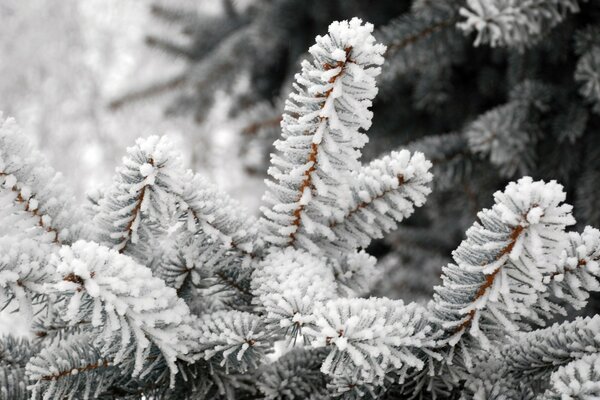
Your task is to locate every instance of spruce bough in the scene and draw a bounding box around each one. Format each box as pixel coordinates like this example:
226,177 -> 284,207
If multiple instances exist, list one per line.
1,18 -> 600,400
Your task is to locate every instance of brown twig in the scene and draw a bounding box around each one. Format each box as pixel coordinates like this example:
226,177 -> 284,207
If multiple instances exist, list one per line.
0,171 -> 61,243
119,159 -> 154,254
41,359 -> 110,381
329,175 -> 405,229
288,47 -> 353,245
454,224 -> 525,333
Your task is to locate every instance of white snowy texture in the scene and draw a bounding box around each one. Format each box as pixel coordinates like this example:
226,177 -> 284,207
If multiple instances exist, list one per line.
327,150 -> 432,255
0,237 -> 54,321
94,135 -> 184,262
0,115 -> 85,244
252,248 -> 336,337
546,227 -> 600,310
542,353 -> 600,399
3,12 -> 600,399
331,250 -> 378,297
459,0 -> 582,48
261,18 -> 386,250
431,177 -> 575,366
180,172 -> 257,256
305,298 -> 438,383
50,241 -> 198,381
467,315 -> 600,399
197,310 -> 267,372
499,316 -> 600,376
156,172 -> 258,295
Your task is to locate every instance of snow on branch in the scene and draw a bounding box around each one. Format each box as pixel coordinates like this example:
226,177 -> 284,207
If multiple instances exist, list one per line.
94,135 -> 184,263
545,226 -> 600,311
49,241 -> 198,383
252,248 -> 336,340
196,310 -> 268,373
261,18 -> 386,250
304,298 -> 439,385
458,0 -> 582,48
26,334 -> 118,400
541,353 -> 600,399
160,173 -> 259,297
257,348 -> 329,399
0,237 -> 54,321
468,315 -> 600,398
180,173 -> 257,257
431,177 -> 575,366
326,150 -> 432,255
0,115 -> 85,244
0,335 -> 34,400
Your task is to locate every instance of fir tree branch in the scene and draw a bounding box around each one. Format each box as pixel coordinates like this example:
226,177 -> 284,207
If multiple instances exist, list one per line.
459,0 -> 582,48
51,241 -> 199,381
324,150 -> 432,255
286,48 -> 352,245
119,158 -> 154,254
261,18 -> 386,250
0,115 -> 85,245
454,224 -> 525,334
430,177 -> 576,369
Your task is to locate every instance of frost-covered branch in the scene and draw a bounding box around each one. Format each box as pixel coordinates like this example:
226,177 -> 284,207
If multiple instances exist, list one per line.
158,172 -> 258,304
0,238 -> 53,320
325,150 -> 432,255
545,226 -> 600,311
252,248 -> 336,340
304,298 -> 439,385
541,353 -> 600,399
467,315 -> 600,397
257,348 -> 329,399
575,47 -> 600,114
49,241 -> 198,383
430,177 -> 575,368
261,18 -> 385,250
0,115 -> 85,244
466,80 -> 554,178
0,335 -> 35,400
378,1 -> 463,82
94,136 -> 184,263
196,310 -> 268,373
26,334 -> 118,400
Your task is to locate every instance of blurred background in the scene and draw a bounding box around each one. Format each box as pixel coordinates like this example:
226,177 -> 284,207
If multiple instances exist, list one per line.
2,0 -> 600,334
